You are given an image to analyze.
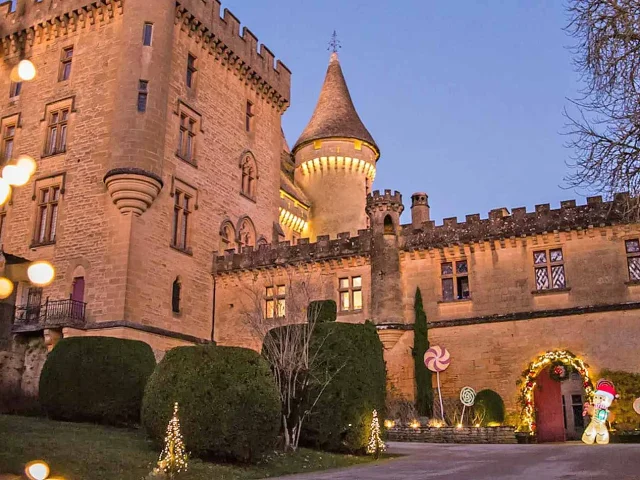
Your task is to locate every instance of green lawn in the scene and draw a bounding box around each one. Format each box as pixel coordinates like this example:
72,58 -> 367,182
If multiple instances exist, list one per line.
0,415 -> 378,480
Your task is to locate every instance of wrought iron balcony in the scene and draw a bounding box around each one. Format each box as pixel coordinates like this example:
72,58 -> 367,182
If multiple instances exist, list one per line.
13,297 -> 87,330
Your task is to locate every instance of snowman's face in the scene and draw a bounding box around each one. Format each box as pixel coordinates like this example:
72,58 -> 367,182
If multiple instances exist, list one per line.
594,392 -> 613,409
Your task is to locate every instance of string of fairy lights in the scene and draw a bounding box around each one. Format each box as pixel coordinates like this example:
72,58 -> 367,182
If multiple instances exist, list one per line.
518,350 -> 594,434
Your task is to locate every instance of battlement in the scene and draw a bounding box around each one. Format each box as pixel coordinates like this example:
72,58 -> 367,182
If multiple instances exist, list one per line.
367,189 -> 403,209
402,194 -> 629,250
215,231 -> 371,273
175,0 -> 290,110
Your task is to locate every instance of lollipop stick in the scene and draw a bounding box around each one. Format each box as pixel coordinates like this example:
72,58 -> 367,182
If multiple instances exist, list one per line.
437,371 -> 445,422
461,404 -> 466,425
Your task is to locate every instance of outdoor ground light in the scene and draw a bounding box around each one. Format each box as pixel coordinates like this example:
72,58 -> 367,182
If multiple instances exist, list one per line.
2,164 -> 30,187
25,460 -> 49,480
27,261 -> 55,286
0,277 -> 13,299
11,59 -> 37,82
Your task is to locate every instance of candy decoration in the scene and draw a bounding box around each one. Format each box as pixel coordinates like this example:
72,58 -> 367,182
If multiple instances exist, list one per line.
633,397 -> 640,415
460,387 -> 476,407
424,345 -> 451,373
424,345 -> 451,422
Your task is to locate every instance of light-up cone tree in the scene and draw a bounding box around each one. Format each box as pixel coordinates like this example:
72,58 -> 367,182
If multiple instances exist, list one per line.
366,409 -> 385,459
154,403 -> 188,478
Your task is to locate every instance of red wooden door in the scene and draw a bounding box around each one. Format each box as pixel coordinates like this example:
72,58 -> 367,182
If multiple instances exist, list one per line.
535,367 -> 566,443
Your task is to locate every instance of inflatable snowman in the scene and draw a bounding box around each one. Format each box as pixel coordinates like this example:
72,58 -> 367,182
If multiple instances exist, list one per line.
582,379 -> 617,445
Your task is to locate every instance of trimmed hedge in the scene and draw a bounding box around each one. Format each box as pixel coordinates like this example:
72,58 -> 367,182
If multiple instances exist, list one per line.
600,370 -> 640,431
301,321 -> 386,453
141,345 -> 280,463
39,336 -> 156,426
474,389 -> 506,426
308,300 -> 337,323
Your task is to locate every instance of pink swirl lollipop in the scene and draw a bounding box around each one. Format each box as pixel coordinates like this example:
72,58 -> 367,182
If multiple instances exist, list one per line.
424,345 -> 451,373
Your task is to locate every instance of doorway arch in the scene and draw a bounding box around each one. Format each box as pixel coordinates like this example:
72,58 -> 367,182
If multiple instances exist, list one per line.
518,350 -> 594,436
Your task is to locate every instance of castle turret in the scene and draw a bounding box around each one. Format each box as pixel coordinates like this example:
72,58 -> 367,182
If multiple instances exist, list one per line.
366,190 -> 405,325
411,192 -> 430,229
293,52 -> 379,240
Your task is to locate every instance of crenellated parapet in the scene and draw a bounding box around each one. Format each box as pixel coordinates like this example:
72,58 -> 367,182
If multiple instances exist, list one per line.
402,195 -> 628,250
366,189 -> 404,216
215,231 -> 371,273
175,0 -> 290,112
1,0 -> 123,57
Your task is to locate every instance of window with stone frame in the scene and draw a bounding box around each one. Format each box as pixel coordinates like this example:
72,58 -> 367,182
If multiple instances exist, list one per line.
33,178 -> 62,246
58,46 -> 74,82
219,221 -> 236,252
45,107 -> 70,156
1,118 -> 16,164
625,239 -> 640,281
245,101 -> 254,132
533,248 -> 566,291
441,260 -> 470,301
142,22 -> 154,46
177,113 -> 196,163
338,276 -> 363,312
137,80 -> 149,113
265,285 -> 286,319
9,81 -> 21,99
171,189 -> 192,252
240,154 -> 257,200
186,53 -> 197,88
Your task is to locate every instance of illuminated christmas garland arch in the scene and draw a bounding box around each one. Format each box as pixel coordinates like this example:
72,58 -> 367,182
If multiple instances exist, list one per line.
518,350 -> 594,435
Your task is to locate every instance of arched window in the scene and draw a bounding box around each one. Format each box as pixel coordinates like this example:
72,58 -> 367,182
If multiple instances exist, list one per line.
172,277 -> 181,314
384,215 -> 394,235
240,154 -> 257,199
238,217 -> 256,249
219,221 -> 236,252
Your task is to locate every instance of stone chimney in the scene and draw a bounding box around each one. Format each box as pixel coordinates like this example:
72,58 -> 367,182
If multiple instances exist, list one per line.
411,193 -> 430,229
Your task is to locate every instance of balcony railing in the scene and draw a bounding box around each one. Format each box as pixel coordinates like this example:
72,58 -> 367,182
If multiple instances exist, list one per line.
13,297 -> 87,329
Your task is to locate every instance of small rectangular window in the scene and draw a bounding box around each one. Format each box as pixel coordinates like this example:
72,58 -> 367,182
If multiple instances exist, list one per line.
1,123 -> 16,164
9,81 -> 21,99
265,285 -> 286,319
245,101 -> 254,132
171,189 -> 192,251
338,276 -> 363,312
59,46 -> 74,82
441,260 -> 470,301
46,108 -> 70,156
34,185 -> 61,245
186,54 -> 197,88
626,239 -> 640,281
178,113 -> 197,162
137,80 -> 148,113
142,23 -> 153,46
533,248 -> 566,290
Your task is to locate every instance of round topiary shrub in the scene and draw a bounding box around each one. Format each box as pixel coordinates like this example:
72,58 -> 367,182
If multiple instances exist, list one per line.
39,336 -> 156,426
474,389 -> 506,426
300,321 -> 386,453
141,345 -> 280,463
308,300 -> 337,323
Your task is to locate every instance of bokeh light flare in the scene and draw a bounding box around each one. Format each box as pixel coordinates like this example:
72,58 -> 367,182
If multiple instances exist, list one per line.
27,261 -> 55,287
2,164 -> 30,186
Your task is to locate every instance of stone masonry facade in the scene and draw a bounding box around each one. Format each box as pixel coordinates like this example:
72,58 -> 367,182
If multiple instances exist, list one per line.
2,0 -> 640,425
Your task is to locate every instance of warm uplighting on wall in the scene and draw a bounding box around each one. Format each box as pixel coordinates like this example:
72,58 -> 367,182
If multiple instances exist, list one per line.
0,277 -> 14,299
383,419 -> 395,429
409,419 -> 420,429
299,156 -> 377,180
11,59 -> 37,82
27,261 -> 56,287
25,460 -> 50,480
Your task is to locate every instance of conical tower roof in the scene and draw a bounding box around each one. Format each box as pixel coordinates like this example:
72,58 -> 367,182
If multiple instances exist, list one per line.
293,53 -> 378,153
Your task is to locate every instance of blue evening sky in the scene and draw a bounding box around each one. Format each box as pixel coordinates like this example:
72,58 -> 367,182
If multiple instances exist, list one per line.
227,1 -> 581,223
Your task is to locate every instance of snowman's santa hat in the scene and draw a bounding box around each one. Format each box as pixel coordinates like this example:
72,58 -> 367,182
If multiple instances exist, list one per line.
595,379 -> 617,401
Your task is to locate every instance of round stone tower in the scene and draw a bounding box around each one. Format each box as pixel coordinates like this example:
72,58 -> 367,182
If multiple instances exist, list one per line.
366,190 -> 405,325
292,52 -> 379,240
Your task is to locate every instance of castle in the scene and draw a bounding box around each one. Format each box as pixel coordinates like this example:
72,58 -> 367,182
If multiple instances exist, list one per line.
2,0 -> 640,441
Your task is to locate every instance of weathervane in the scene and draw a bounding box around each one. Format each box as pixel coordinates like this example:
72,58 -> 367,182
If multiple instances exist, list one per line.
328,30 -> 341,54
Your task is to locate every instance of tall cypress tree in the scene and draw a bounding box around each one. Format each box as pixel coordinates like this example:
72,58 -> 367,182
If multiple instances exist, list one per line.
413,288 -> 433,417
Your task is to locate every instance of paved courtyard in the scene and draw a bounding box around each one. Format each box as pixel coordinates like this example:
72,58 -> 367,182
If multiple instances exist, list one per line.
276,442 -> 640,480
